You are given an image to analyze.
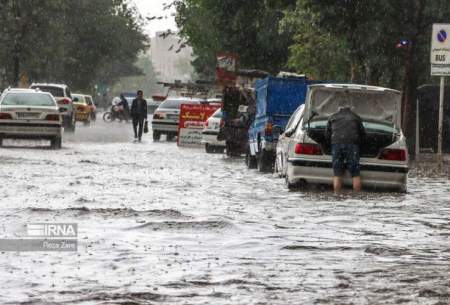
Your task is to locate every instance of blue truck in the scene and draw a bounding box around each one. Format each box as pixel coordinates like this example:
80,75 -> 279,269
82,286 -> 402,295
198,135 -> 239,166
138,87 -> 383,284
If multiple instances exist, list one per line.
247,76 -> 312,172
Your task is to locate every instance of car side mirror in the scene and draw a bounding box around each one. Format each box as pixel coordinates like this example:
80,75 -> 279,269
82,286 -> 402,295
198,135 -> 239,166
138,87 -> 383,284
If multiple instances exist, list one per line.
58,107 -> 65,113
273,125 -> 284,134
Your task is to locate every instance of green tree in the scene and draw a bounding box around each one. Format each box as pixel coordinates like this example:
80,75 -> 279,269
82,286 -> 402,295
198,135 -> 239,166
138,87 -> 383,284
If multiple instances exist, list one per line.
0,0 -> 148,91
175,0 -> 294,79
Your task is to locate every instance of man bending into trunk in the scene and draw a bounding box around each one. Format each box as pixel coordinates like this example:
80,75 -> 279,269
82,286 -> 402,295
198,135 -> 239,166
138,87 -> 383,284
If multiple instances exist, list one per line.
326,103 -> 365,193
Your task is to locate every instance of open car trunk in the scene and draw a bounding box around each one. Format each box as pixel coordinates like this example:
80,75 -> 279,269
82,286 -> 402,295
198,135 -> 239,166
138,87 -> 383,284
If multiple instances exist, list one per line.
307,122 -> 397,157
304,85 -> 401,157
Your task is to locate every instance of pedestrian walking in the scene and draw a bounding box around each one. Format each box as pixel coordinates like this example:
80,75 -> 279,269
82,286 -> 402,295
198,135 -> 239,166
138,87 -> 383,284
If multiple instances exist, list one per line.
326,100 -> 365,194
130,90 -> 148,142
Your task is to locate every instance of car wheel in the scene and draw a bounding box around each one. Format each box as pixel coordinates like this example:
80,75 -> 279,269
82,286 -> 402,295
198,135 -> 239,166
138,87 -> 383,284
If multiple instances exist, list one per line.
245,150 -> 257,169
50,136 -> 62,149
153,131 -> 161,142
257,149 -> 272,173
167,133 -> 176,141
285,174 -> 297,190
205,143 -> 215,153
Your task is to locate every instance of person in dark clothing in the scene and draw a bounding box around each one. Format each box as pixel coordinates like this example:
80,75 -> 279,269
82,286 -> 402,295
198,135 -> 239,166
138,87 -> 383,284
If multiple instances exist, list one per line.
118,94 -> 130,120
326,105 -> 365,193
130,90 -> 148,142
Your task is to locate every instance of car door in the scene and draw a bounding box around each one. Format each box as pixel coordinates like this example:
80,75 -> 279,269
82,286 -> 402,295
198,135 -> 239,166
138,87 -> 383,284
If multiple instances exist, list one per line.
277,105 -> 304,175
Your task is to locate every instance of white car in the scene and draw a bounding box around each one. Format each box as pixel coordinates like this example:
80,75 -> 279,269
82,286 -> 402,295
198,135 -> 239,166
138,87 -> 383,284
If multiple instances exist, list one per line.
152,97 -> 201,141
30,83 -> 76,132
279,84 -> 409,192
0,88 -> 63,149
202,108 -> 225,153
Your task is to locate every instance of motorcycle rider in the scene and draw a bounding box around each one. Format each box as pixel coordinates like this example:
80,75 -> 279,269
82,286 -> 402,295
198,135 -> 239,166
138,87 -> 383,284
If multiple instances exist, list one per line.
118,93 -> 130,120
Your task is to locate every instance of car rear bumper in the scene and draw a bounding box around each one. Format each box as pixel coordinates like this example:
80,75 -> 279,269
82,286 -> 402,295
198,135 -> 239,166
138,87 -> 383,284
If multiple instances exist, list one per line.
152,121 -> 179,132
0,122 -> 62,138
75,112 -> 90,121
287,158 -> 408,190
201,131 -> 225,146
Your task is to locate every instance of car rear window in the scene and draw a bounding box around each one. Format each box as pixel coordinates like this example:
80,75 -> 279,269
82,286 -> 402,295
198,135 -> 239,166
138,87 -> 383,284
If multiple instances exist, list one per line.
31,86 -> 64,97
72,94 -> 86,104
159,99 -> 200,109
2,93 -> 56,107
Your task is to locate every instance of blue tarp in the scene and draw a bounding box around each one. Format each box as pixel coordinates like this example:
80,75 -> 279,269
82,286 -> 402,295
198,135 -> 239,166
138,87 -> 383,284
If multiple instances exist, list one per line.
255,77 -> 309,119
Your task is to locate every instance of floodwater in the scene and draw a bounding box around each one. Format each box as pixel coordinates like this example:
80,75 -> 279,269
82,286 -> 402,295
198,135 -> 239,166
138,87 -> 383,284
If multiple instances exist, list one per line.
0,119 -> 450,305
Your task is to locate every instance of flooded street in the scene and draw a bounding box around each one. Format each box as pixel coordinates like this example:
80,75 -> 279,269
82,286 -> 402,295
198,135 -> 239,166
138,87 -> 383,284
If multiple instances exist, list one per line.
1,120 -> 450,305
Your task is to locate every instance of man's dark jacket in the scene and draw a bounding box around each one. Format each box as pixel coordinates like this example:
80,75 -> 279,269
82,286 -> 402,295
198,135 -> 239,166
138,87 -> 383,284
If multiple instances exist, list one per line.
325,108 -> 365,145
130,98 -> 148,120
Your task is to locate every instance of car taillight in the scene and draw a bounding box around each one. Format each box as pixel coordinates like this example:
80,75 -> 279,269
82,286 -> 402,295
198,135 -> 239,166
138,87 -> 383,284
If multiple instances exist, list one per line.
265,122 -> 273,136
220,119 -> 224,128
46,114 -> 60,121
0,112 -> 12,119
58,98 -> 71,105
205,120 -> 209,127
295,143 -> 322,155
379,149 -> 406,161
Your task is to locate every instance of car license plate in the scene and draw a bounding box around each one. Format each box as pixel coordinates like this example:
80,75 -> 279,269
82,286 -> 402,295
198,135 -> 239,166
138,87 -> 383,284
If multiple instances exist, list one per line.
17,112 -> 39,118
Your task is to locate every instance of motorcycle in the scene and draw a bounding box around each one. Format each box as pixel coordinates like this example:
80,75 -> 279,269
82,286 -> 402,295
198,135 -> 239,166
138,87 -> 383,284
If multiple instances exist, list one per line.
103,105 -> 129,123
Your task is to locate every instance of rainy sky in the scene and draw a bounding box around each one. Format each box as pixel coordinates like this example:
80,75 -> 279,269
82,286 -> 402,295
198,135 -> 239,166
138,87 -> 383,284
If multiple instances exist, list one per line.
132,0 -> 178,37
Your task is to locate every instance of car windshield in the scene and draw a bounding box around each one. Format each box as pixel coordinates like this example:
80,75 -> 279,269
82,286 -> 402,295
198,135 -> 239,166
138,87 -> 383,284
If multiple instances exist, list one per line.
2,93 -> 56,107
159,99 -> 199,109
31,86 -> 64,97
308,119 -> 396,133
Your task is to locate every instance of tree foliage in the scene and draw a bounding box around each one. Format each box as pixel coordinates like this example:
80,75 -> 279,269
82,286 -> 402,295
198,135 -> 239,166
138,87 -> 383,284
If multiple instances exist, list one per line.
174,0 -> 294,79
0,0 -> 149,90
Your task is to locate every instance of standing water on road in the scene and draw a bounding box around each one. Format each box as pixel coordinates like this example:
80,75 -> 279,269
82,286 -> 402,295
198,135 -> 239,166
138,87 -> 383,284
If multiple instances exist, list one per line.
0,120 -> 450,305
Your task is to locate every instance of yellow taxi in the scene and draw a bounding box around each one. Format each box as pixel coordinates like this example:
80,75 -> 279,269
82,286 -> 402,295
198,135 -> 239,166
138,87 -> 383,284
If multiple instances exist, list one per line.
72,93 -> 92,125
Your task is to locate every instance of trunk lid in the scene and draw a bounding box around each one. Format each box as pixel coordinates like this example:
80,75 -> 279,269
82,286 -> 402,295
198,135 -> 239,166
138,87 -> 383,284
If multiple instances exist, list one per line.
305,84 -> 401,129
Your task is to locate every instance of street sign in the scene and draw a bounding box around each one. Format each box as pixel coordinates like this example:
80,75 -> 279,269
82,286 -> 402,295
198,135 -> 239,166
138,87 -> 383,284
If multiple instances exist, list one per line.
177,104 -> 221,147
431,24 -> 450,76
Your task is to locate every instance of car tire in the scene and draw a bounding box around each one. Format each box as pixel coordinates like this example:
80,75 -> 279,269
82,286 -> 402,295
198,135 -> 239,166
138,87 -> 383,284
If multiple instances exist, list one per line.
167,133 -> 176,141
51,136 -> 62,149
257,149 -> 272,173
153,131 -> 161,142
205,143 -> 215,153
285,175 -> 297,190
245,151 -> 257,169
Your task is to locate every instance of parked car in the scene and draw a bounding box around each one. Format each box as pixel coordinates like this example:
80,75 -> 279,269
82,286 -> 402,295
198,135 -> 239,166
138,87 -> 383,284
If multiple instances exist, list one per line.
0,88 -> 62,149
30,83 -> 76,132
281,84 -> 408,192
72,93 -> 92,125
147,97 -> 160,115
274,104 -> 305,177
248,76 -> 312,172
152,97 -> 201,141
85,95 -> 97,121
202,108 -> 225,153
